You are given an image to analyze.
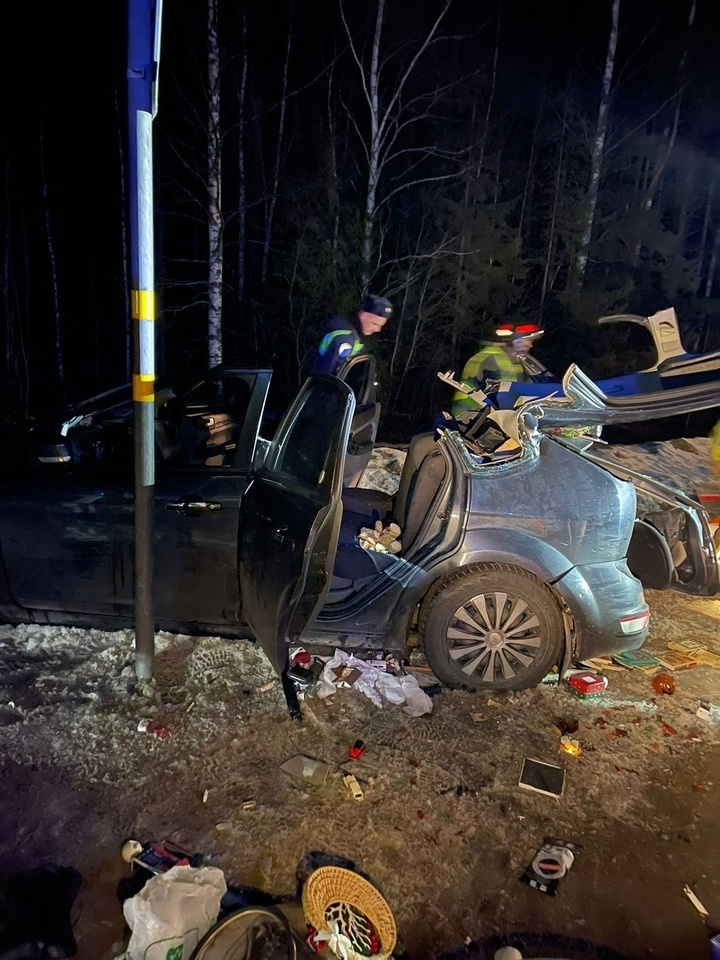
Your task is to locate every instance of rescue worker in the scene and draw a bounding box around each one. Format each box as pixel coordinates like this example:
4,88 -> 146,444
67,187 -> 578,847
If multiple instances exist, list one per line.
451,322 -> 544,417
314,294 -> 393,376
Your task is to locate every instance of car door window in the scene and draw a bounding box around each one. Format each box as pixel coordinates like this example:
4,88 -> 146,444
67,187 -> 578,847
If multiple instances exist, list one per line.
61,376 -> 253,471
267,379 -> 352,493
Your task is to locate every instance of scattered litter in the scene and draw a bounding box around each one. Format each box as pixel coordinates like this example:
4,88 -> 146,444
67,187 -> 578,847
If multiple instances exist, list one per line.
348,740 -> 366,759
215,821 -> 233,832
290,646 -> 312,667
667,639 -> 720,668
280,755 -> 331,787
552,717 -> 579,737
683,884 -> 709,918
471,712 -> 489,723
123,865 -> 226,959
518,758 -> 565,798
697,700 -> 720,722
241,800 -> 257,811
289,664 -> 317,685
259,680 -> 278,693
695,650 -> 720,668
669,639 -> 704,655
520,839 -> 582,896
487,698 -> 503,708
657,651 -> 697,671
612,650 -> 661,672
137,718 -> 170,740
202,789 -> 209,804
582,657 -> 625,672
316,650 -> 432,716
559,736 -> 582,757
342,773 -> 364,801
567,672 -> 608,696
121,840 -> 143,863
661,722 -> 678,736
651,673 -> 676,695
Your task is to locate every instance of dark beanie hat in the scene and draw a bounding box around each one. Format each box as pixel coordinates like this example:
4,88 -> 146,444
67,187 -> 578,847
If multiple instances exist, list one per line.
359,294 -> 393,319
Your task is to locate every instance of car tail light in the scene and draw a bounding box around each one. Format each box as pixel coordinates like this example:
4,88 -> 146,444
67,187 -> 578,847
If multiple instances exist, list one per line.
620,612 -> 650,634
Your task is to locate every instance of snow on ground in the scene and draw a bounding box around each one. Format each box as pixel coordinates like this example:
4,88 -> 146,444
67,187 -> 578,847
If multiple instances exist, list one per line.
0,436 -> 719,960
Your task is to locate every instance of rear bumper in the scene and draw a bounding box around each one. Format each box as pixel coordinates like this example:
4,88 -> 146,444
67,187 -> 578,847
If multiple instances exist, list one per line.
554,560 -> 649,660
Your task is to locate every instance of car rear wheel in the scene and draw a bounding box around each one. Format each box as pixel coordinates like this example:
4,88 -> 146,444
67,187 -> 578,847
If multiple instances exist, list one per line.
418,564 -> 564,691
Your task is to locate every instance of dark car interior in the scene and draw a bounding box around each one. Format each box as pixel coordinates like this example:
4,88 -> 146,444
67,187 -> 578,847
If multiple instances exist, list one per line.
39,376 -> 254,471
331,432 -> 448,599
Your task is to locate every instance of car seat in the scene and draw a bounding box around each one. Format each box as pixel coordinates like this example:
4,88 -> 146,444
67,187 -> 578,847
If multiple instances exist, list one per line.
332,432 -> 447,589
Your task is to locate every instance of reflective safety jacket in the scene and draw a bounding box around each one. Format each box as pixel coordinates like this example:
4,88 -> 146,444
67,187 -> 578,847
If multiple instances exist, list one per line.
314,316 -> 366,376
451,344 -> 525,416
711,420 -> 720,479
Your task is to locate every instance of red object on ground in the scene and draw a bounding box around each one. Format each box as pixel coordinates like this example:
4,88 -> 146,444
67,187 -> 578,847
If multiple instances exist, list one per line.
138,719 -> 171,740
348,739 -> 366,759
652,673 -> 676,695
291,648 -> 312,667
568,672 -> 608,696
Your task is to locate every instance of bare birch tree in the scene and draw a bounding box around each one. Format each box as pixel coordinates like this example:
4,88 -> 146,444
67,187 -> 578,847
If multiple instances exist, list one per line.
261,3 -> 293,286
340,0 -> 453,290
571,0 -> 620,290
39,123 -> 65,401
207,0 -> 223,366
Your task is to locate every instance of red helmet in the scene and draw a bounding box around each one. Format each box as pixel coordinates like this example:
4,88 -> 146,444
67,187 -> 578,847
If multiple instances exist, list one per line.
495,322 -> 544,342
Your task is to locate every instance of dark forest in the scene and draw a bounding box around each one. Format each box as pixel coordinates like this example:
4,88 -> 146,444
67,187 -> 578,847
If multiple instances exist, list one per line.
2,0 -> 720,428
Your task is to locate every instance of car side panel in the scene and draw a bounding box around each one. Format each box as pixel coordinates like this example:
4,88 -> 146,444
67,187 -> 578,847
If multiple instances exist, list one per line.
465,439 -> 637,568
553,560 -> 649,660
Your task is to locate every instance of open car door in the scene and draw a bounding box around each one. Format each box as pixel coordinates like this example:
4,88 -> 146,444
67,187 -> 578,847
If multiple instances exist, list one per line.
239,375 -> 355,682
335,354 -> 381,485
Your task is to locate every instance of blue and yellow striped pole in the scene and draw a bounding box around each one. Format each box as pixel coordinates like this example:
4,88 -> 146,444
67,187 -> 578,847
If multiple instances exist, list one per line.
128,0 -> 163,680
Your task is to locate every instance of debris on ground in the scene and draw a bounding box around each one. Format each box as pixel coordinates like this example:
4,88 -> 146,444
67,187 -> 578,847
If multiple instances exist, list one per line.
612,650 -> 662,672
652,673 -> 676,695
518,758 -> 565,798
520,839 -> 582,897
683,884 -> 709,918
280,755 -> 331,787
567,671 -> 608,696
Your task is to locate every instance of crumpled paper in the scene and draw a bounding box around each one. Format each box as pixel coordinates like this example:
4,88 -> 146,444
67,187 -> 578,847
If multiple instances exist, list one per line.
316,650 -> 433,717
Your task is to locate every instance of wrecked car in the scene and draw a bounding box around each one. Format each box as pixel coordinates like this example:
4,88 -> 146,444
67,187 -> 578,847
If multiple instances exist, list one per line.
0,360 -> 717,695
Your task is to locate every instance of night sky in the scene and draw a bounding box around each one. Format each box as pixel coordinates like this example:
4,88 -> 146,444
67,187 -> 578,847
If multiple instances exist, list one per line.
2,0 -> 720,423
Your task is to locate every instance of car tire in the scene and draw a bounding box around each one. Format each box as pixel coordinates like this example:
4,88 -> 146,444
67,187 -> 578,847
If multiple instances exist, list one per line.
418,564 -> 564,691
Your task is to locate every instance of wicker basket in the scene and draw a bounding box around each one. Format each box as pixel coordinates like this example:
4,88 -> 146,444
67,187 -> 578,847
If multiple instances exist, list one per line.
302,867 -> 397,960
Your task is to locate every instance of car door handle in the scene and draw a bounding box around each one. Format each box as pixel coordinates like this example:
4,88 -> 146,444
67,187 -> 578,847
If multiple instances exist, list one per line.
272,524 -> 294,548
166,498 -> 222,514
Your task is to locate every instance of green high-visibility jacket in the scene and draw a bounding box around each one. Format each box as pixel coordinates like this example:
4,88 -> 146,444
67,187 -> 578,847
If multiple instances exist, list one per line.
451,345 -> 525,416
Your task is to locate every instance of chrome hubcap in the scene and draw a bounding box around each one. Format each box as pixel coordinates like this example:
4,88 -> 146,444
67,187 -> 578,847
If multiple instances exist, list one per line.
447,591 -> 542,682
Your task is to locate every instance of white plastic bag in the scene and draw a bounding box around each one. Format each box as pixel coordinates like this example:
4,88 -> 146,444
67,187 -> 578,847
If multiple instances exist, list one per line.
316,649 -> 433,716
123,864 -> 226,960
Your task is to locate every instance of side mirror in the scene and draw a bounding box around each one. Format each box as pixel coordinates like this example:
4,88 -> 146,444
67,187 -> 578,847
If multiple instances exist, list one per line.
33,442 -> 72,465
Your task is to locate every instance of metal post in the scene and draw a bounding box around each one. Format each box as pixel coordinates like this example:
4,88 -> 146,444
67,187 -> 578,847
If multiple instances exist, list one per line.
127,0 -> 162,680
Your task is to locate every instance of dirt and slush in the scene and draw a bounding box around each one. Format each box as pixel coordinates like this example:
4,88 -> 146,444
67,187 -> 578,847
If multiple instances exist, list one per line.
0,439 -> 719,960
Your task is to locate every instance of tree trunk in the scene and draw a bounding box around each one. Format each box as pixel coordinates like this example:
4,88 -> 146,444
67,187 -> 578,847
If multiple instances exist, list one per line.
541,100 -> 568,307
207,0 -> 223,367
237,7 -> 248,323
261,3 -> 293,286
360,0 -> 384,291
572,0 -> 620,290
698,178 -> 714,295
40,124 -> 65,402
518,100 -> 542,241
705,230 -> 720,299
